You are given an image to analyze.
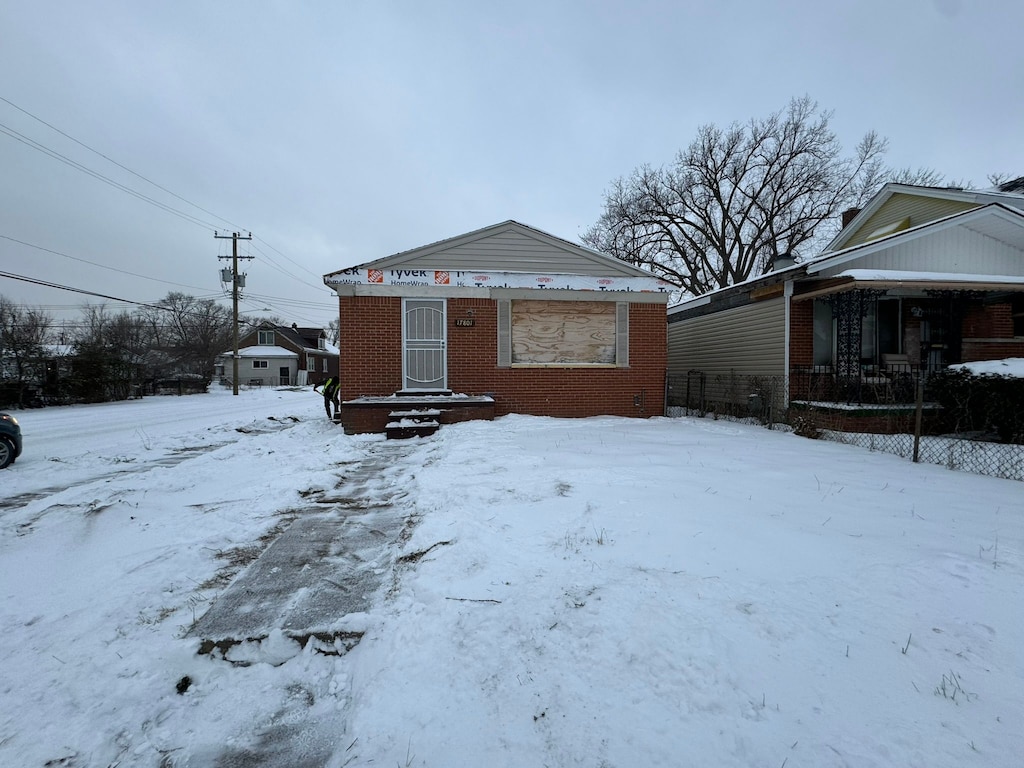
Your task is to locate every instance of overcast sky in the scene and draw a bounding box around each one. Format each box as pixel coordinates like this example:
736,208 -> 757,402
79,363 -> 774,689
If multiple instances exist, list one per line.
1,0 -> 1021,330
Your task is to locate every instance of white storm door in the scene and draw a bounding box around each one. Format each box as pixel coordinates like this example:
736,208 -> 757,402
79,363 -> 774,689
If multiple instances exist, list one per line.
403,298 -> 447,390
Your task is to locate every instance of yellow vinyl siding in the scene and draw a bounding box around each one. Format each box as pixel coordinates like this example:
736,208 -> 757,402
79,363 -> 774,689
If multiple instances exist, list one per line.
843,194 -> 976,248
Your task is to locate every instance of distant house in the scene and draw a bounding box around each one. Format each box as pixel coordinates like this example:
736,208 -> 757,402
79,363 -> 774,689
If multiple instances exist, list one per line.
323,220 -> 672,433
0,343 -> 75,407
215,323 -> 339,387
667,178 -> 1024,412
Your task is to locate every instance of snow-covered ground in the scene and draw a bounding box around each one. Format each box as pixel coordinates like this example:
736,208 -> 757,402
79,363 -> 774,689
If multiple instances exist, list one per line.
950,357 -> 1024,377
1,387 -> 1021,767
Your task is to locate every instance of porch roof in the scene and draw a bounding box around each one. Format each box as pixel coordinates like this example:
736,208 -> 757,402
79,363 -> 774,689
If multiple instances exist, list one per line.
792,269 -> 1024,301
217,345 -> 299,359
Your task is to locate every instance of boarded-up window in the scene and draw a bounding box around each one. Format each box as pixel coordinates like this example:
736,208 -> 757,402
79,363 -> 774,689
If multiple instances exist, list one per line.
510,300 -> 621,365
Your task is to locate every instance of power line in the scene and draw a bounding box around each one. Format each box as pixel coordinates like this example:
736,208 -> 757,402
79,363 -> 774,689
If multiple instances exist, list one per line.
0,121 -> 220,230
0,95 -> 245,233
0,269 -> 179,312
1,234 -> 333,319
254,236 -> 328,281
249,242 -> 327,291
0,96 -> 337,315
1,234 -> 217,293
0,270 -> 282,331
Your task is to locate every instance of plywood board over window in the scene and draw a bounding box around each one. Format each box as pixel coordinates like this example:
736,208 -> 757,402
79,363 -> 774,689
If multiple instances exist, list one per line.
512,300 -> 617,364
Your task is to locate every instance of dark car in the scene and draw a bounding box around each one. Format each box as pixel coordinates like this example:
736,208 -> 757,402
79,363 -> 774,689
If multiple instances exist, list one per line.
0,412 -> 22,469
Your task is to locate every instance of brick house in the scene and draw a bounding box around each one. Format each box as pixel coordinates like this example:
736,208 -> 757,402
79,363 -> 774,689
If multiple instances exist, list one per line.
215,323 -> 339,387
667,179 -> 1024,417
323,221 -> 672,433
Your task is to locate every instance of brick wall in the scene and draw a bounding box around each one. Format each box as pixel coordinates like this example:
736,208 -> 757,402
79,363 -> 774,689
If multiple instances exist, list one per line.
338,296 -> 404,398
962,301 -> 1024,361
962,340 -> 1024,361
789,299 -> 814,367
338,295 -> 667,418
963,303 -> 1013,338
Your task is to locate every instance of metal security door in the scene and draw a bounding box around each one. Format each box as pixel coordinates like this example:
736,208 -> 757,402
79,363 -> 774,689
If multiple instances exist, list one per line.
403,298 -> 447,390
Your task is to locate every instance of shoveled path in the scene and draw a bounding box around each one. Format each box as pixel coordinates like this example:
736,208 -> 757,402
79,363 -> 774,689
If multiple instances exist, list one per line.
189,439 -> 417,653
185,438 -> 426,768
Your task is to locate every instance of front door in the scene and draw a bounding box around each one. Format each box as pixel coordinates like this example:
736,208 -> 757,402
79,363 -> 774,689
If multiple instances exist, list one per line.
279,366 -> 290,385
403,298 -> 447,390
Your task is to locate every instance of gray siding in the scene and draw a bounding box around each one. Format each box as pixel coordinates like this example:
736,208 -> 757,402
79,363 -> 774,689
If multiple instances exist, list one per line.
370,227 -> 645,276
817,226 -> 1024,278
667,297 -> 786,378
843,193 -> 975,248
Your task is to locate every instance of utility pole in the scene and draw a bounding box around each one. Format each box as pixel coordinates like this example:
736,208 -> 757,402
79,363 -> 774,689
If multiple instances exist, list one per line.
216,231 -> 253,395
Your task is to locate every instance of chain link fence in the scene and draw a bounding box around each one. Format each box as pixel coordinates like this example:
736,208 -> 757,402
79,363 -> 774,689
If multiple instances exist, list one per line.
666,371 -> 1024,482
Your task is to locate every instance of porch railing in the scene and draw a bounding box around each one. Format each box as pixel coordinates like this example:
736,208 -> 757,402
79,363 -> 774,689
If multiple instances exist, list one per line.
788,364 -> 926,406
665,366 -> 930,416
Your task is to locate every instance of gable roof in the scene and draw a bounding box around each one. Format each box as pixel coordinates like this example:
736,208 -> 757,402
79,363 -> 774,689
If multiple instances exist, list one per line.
669,202 -> 1024,318
827,181 -> 1024,252
810,202 -> 1024,275
325,220 -> 658,279
255,323 -> 335,354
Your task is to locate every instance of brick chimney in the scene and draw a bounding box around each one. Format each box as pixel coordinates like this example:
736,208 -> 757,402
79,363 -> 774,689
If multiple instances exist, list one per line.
773,252 -> 796,271
841,207 -> 861,229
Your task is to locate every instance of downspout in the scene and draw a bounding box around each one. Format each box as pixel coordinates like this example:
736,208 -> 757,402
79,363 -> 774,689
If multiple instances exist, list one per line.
784,280 -> 794,409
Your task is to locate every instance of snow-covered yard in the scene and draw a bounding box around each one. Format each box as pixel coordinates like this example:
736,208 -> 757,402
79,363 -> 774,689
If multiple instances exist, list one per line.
1,387 -> 1021,767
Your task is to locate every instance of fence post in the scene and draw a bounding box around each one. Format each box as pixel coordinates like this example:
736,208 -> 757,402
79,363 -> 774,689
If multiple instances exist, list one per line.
912,376 -> 924,463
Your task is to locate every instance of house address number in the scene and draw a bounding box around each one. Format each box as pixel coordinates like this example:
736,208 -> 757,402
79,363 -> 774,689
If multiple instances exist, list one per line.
454,318 -> 475,327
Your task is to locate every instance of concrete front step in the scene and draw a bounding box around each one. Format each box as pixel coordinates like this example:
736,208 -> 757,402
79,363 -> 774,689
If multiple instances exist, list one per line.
385,418 -> 440,440
341,394 -> 495,435
388,409 -> 442,420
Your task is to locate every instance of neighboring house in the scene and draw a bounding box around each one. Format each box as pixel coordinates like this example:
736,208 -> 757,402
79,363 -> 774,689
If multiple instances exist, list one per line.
0,343 -> 75,407
667,178 -> 1024,412
323,220 -> 672,433
215,323 -> 339,387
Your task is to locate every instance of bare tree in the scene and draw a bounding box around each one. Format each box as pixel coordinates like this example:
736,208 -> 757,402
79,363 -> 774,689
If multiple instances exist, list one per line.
326,318 -> 340,346
0,295 -> 52,406
149,293 -> 233,376
583,96 -> 941,296
72,305 -> 150,401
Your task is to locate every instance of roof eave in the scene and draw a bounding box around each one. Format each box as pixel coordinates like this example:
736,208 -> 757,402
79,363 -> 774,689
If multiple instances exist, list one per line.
793,277 -> 1024,302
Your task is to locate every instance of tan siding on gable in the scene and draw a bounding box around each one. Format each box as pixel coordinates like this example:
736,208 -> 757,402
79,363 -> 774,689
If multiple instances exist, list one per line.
372,229 -> 633,276
667,298 -> 786,377
843,193 -> 976,248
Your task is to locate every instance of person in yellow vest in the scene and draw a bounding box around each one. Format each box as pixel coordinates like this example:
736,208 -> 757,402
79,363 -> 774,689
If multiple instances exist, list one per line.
313,376 -> 340,420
